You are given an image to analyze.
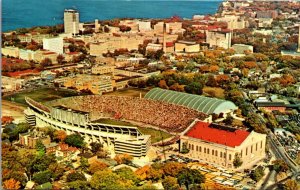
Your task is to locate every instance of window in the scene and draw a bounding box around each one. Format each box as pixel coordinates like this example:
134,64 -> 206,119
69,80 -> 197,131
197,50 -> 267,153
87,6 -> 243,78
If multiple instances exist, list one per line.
196,146 -> 198,151
220,152 -> 222,158
256,143 -> 258,151
241,150 -> 243,157
246,147 -> 248,156
261,141 -> 263,148
199,146 -> 202,152
204,148 -> 206,154
224,152 -> 226,158
215,150 -> 218,157
251,145 -> 253,153
189,144 -> 191,149
229,154 -> 231,160
212,150 -> 214,155
192,144 -> 194,150
207,148 -> 210,154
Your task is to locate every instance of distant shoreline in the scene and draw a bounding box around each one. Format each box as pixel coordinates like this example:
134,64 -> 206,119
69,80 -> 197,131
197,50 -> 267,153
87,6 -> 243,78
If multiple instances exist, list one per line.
2,0 -> 222,32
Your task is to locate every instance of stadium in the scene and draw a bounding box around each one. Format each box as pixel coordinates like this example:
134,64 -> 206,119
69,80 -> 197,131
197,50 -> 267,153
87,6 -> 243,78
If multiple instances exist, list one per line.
24,88 -> 237,157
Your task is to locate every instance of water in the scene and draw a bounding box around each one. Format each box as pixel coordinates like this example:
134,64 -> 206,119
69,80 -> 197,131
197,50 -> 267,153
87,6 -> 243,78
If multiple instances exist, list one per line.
2,0 -> 221,32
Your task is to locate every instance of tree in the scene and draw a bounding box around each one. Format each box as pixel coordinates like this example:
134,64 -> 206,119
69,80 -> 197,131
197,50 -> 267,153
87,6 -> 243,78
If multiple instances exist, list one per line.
35,139 -> 46,155
68,180 -> 90,190
162,162 -> 186,177
223,115 -> 234,125
80,157 -> 90,172
65,134 -> 84,148
233,153 -> 243,168
40,58 -> 52,67
158,80 -> 168,89
283,179 -> 299,190
90,142 -> 103,153
89,160 -> 109,174
3,178 -> 21,190
32,170 -> 53,184
115,167 -> 140,185
177,168 -> 205,190
114,154 -> 133,165
67,172 -> 86,182
57,54 -> 65,64
162,176 -> 180,190
180,142 -> 189,154
53,130 -> 67,142
184,82 -> 203,95
48,163 -> 65,180
250,166 -> 264,182
90,169 -> 134,189
272,160 -> 289,173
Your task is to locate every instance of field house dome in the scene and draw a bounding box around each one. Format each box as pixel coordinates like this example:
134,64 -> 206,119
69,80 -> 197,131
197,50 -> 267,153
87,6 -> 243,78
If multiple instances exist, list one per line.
144,88 -> 237,115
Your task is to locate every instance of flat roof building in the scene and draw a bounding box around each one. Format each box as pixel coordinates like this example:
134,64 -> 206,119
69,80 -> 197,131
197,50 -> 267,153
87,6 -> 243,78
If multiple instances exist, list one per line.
64,9 -> 79,35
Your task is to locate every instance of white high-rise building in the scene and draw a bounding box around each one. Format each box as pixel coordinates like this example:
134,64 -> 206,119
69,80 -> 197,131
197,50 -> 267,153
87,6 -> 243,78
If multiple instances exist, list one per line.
64,9 -> 79,35
43,37 -> 64,54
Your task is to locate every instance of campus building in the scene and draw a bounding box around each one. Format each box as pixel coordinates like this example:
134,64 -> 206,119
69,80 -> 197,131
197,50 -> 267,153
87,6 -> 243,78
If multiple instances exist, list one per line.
43,37 -> 64,54
24,97 -> 151,157
64,9 -> 79,35
180,121 -> 267,169
144,88 -> 237,115
206,29 -> 232,49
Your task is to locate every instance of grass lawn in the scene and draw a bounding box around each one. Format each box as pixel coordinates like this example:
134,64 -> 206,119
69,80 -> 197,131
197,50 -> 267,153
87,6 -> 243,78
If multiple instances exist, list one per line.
203,87 -> 225,99
137,127 -> 173,143
93,118 -> 173,143
3,87 -> 80,106
92,118 -> 136,126
104,88 -> 149,97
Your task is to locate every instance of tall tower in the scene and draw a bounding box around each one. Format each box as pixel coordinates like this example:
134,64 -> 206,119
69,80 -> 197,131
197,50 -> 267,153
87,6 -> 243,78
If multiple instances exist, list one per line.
163,23 -> 167,54
64,9 -> 79,36
297,25 -> 300,53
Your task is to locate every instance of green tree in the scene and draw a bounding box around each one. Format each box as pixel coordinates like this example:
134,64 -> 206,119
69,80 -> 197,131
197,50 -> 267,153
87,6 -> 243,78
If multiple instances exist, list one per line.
32,170 -> 52,185
250,166 -> 265,182
184,82 -> 203,95
68,180 -> 90,190
162,176 -> 180,190
177,168 -> 205,190
67,172 -> 86,182
115,167 -> 140,185
35,140 -> 46,155
65,134 -> 84,148
48,163 -> 65,180
90,142 -> 103,154
180,142 -> 190,154
272,159 -> 289,173
90,169 -> 134,189
233,153 -> 243,168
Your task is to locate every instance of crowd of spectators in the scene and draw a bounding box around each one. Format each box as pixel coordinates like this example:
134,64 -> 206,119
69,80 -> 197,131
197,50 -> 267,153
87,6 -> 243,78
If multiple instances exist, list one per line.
49,95 -> 207,133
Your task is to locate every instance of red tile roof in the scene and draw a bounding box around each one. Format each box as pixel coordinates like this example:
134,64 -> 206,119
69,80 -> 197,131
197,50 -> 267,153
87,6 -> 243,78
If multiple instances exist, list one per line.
2,58 -> 23,65
185,121 -> 250,147
8,69 -> 40,77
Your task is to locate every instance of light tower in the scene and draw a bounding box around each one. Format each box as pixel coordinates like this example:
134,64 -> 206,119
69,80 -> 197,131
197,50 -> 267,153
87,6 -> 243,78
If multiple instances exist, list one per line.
297,25 -> 300,53
163,23 -> 167,54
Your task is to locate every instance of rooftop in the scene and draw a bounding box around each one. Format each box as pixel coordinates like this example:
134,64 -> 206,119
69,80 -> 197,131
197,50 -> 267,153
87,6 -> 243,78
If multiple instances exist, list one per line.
185,121 -> 250,147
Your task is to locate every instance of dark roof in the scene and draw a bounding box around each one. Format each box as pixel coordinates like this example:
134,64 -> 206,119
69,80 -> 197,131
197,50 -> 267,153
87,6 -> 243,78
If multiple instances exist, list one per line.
256,102 -> 286,107
53,105 -> 89,114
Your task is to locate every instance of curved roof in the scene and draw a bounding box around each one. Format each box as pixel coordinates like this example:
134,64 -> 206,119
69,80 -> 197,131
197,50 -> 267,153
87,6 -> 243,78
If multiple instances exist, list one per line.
144,88 -> 237,114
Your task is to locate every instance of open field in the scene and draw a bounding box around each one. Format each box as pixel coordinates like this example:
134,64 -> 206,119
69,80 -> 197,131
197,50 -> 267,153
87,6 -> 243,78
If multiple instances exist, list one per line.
93,118 -> 172,143
203,87 -> 225,99
104,88 -> 149,97
3,87 -> 80,105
